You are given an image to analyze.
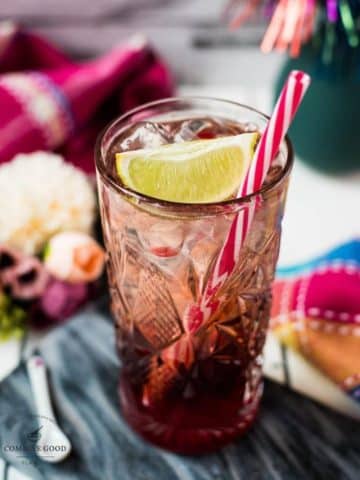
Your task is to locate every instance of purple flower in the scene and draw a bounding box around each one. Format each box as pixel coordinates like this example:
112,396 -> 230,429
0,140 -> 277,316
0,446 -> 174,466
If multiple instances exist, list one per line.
30,277 -> 95,328
0,246 -> 49,300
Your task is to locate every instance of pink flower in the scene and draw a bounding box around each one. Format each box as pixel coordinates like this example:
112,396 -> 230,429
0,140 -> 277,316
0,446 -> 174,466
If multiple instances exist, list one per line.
44,232 -> 105,284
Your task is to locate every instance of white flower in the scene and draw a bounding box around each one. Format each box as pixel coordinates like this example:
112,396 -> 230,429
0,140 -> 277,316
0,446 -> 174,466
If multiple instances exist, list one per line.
0,151 -> 96,254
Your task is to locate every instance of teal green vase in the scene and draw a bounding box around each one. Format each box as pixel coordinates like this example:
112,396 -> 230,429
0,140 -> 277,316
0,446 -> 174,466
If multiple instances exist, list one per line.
274,49 -> 360,173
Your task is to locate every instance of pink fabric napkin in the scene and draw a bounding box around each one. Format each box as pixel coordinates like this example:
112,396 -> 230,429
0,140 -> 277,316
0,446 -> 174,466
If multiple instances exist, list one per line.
0,23 -> 174,173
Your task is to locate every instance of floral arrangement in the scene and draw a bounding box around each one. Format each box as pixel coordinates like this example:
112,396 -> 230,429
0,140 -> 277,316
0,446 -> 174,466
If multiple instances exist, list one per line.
0,152 -> 105,339
226,0 -> 360,74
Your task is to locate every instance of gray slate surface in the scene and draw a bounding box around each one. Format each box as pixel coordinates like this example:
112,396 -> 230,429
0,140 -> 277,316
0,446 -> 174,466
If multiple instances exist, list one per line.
0,301 -> 359,480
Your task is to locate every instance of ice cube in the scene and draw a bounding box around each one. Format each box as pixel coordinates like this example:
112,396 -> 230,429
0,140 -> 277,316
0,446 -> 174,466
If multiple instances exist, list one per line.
174,118 -> 215,142
139,222 -> 185,258
111,121 -> 170,153
244,122 -> 258,133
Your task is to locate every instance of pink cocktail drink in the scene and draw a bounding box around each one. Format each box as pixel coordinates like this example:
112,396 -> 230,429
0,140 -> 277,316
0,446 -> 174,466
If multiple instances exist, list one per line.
96,98 -> 293,454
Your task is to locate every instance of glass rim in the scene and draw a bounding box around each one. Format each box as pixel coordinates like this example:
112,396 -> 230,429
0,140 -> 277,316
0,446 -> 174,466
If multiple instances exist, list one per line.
95,96 -> 294,214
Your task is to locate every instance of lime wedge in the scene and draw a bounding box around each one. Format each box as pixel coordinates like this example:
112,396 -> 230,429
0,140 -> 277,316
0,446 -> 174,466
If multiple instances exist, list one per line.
115,133 -> 259,203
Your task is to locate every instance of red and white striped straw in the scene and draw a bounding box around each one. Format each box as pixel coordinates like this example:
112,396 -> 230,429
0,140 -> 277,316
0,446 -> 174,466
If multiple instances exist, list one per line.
188,70 -> 311,332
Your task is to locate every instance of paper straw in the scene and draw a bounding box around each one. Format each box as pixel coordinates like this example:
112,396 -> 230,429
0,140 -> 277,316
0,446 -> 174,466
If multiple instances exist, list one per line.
304,0 -> 317,42
290,0 -> 307,58
229,0 -> 262,30
327,0 -> 338,23
277,0 -> 300,52
188,70 -> 311,332
261,0 -> 287,53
